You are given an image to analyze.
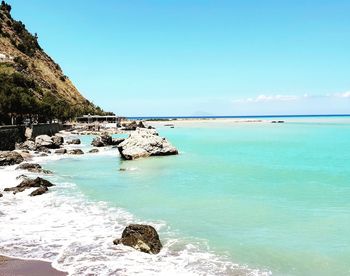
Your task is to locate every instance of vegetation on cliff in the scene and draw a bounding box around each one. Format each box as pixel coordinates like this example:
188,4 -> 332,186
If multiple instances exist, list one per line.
0,1 -> 112,125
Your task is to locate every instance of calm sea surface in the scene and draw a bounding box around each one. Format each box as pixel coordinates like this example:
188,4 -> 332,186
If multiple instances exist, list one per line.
40,117 -> 350,275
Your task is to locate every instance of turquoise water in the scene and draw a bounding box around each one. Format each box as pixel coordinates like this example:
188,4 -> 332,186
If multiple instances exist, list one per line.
45,120 -> 350,275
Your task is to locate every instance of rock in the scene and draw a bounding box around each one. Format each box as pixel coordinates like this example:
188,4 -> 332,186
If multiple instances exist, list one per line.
16,140 -> 36,151
29,186 -> 48,196
112,138 -> 125,146
0,193 -> 3,198
122,121 -> 138,131
88,149 -> 99,153
16,163 -> 41,172
117,128 -> 178,160
0,151 -> 24,166
91,137 -> 104,147
4,177 -> 54,194
55,148 -> 67,154
67,138 -> 81,145
52,135 -> 64,147
113,224 -> 162,254
68,149 -> 84,155
91,134 -> 116,147
36,146 -> 51,153
16,174 -> 28,180
40,153 -> 48,157
35,135 -> 57,149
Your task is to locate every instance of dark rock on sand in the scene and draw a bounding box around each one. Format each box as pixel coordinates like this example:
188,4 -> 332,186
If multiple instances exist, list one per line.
67,138 -> 81,145
4,177 -> 54,194
68,149 -> 84,155
113,224 -> 162,254
117,128 -> 178,160
88,148 -> 99,153
55,148 -> 67,154
16,162 -> 39,171
29,186 -> 48,196
0,151 -> 24,166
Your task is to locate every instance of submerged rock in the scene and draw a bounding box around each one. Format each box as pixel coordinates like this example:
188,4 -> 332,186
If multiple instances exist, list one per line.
0,151 -> 24,166
117,128 -> 178,160
113,224 -> 162,254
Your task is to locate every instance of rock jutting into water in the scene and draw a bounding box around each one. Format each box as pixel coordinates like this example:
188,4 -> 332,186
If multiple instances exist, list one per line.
16,163 -> 52,174
113,224 -> 162,254
117,128 -> 178,160
0,151 -> 24,166
4,177 -> 54,195
68,149 -> 84,155
67,138 -> 81,145
29,186 -> 49,196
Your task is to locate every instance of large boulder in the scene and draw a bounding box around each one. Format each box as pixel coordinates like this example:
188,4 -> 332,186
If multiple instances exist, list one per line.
117,128 -> 178,160
16,140 -> 36,151
0,151 -> 24,166
91,134 -> 119,147
113,224 -> 162,254
35,135 -> 54,148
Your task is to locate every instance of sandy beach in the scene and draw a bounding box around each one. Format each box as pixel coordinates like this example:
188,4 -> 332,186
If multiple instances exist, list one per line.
0,255 -> 67,276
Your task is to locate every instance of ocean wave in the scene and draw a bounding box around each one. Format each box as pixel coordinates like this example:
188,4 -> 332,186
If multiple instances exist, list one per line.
0,165 -> 270,276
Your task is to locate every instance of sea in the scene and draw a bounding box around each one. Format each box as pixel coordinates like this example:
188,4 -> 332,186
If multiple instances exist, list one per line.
0,115 -> 350,276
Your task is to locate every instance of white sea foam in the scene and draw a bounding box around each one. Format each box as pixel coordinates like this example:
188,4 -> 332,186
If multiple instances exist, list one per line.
0,150 -> 271,275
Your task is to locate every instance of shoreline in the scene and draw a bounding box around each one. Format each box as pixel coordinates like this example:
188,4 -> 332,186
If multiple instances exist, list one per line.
0,255 -> 67,276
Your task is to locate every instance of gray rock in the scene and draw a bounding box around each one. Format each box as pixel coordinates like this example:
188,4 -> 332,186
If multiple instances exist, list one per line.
16,163 -> 41,172
117,128 -> 178,160
29,186 -> 48,196
67,138 -> 81,145
55,148 -> 67,154
52,135 -> 64,147
112,138 -> 125,146
16,140 -> 36,151
113,224 -> 162,254
68,149 -> 84,155
91,134 -> 116,147
35,135 -> 57,149
88,148 -> 99,153
0,151 -> 24,166
91,137 -> 104,147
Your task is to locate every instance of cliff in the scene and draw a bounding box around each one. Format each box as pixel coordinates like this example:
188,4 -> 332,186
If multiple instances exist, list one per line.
0,1 -> 108,124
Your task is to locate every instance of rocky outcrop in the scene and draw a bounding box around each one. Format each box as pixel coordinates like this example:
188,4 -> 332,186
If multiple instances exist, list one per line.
4,177 -> 54,194
16,163 -> 52,174
117,128 -> 178,160
0,151 -> 24,166
67,138 -> 81,145
68,149 -> 84,155
113,224 -> 162,254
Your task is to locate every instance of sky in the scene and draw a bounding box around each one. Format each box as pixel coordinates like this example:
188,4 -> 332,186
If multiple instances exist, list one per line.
7,0 -> 350,116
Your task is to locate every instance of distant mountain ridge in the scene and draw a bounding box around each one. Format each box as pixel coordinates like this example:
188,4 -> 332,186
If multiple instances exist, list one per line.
0,1 -> 110,124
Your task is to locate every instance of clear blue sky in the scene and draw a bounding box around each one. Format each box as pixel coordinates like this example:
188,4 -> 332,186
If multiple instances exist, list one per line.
8,0 -> 350,116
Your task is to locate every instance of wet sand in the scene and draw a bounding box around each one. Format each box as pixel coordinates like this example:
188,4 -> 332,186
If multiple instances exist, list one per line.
0,255 -> 67,276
